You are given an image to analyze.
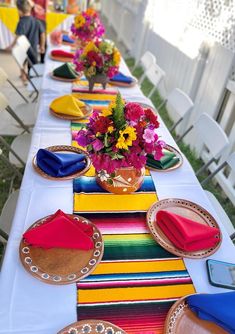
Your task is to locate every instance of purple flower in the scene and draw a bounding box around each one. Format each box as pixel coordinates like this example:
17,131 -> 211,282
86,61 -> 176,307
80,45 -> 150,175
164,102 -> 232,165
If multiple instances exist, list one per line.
92,139 -> 104,151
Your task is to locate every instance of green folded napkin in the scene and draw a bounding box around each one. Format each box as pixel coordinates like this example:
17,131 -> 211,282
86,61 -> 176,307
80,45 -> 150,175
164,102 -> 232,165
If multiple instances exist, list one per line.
53,62 -> 79,79
147,149 -> 180,170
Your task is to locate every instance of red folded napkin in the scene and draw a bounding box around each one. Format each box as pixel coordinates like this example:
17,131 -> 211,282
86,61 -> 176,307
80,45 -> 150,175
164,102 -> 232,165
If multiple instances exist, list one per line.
156,210 -> 220,251
23,210 -> 94,250
51,50 -> 74,59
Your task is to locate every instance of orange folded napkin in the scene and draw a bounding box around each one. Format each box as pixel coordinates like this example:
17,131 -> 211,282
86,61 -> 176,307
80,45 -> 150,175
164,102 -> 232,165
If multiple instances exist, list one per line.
156,210 -> 220,251
51,50 -> 74,59
23,210 -> 94,250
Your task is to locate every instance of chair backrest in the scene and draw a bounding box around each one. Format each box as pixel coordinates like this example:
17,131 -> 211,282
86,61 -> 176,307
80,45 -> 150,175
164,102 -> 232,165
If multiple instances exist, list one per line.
17,35 -> 30,53
0,67 -> 8,86
145,62 -> 165,87
195,113 -> 229,158
0,189 -> 20,236
140,51 -> 156,71
12,44 -> 28,69
0,92 -> 9,111
167,88 -> 194,121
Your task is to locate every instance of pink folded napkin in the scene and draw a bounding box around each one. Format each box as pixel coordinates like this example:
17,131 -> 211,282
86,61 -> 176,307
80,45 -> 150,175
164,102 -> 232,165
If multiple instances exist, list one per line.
23,209 -> 94,250
156,210 -> 220,251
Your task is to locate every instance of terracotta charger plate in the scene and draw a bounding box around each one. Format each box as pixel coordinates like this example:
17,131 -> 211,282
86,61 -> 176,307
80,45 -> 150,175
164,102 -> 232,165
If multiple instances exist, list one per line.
19,214 -> 104,285
32,145 -> 91,181
108,76 -> 138,87
146,144 -> 183,172
58,319 -> 127,334
164,295 -> 227,334
146,198 -> 222,259
50,55 -> 75,62
50,102 -> 92,121
49,72 -> 81,82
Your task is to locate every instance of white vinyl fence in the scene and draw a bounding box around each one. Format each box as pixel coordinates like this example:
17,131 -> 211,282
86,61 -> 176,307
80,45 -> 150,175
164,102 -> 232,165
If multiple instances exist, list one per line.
100,0 -> 235,204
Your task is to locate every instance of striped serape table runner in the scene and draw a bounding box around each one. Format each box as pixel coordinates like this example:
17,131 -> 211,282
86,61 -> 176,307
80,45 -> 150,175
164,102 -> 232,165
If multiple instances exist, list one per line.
72,88 -> 195,333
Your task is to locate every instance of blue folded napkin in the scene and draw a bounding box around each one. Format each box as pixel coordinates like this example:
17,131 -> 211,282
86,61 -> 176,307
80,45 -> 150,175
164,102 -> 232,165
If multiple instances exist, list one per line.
62,34 -> 75,44
187,292 -> 235,333
36,149 -> 86,177
110,72 -> 134,84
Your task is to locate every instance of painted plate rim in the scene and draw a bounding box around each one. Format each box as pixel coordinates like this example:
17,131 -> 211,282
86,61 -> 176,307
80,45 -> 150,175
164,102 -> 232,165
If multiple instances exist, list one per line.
49,72 -> 81,82
146,198 -> 222,259
50,102 -> 92,121
57,319 -> 127,334
32,145 -> 91,180
108,76 -> 138,87
19,214 -> 104,285
146,144 -> 183,172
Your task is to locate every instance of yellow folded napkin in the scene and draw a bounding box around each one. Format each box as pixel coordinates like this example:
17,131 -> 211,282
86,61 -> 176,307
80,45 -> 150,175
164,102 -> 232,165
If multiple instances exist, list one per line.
50,94 -> 85,117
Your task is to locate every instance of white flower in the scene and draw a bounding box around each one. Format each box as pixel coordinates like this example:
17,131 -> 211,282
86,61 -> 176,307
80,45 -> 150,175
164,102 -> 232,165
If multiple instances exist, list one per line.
98,170 -> 110,182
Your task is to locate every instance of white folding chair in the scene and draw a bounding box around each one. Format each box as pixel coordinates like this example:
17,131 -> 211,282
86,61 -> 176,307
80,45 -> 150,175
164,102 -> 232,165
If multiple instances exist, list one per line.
144,63 -> 166,99
17,35 -> 44,77
0,189 -> 20,268
163,88 -> 194,133
0,68 -> 38,126
133,51 -> 156,84
0,92 -> 32,167
12,44 -> 41,101
177,113 -> 230,176
204,190 -> 235,241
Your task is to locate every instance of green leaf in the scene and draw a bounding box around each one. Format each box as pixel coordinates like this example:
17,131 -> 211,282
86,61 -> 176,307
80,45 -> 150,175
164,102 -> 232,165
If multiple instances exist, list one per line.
113,93 -> 126,131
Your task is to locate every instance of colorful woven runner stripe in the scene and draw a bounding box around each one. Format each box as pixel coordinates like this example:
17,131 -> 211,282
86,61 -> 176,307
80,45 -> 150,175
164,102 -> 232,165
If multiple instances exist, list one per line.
72,89 -> 195,333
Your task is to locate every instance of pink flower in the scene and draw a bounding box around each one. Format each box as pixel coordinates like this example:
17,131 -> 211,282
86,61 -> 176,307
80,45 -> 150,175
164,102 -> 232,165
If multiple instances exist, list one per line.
75,130 -> 89,147
143,128 -> 155,143
125,103 -> 145,121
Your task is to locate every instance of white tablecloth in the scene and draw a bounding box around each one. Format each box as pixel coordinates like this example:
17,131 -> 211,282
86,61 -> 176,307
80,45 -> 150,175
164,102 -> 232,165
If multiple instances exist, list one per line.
0,44 -> 235,334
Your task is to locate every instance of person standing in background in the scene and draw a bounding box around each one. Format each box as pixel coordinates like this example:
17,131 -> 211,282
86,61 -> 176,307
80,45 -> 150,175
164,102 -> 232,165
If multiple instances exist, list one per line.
30,0 -> 48,63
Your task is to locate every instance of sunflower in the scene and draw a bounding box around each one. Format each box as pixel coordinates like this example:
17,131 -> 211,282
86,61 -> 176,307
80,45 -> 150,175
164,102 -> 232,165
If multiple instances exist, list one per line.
74,14 -> 86,29
116,126 -> 137,150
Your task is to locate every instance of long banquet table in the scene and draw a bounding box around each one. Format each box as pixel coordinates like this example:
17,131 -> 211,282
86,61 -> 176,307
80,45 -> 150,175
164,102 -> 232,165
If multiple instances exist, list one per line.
0,41 -> 235,334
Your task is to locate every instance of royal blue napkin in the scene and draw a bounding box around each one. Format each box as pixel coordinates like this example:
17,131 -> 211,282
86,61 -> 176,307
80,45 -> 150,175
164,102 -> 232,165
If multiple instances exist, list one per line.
110,72 -> 134,83
36,149 -> 86,177
62,34 -> 75,44
187,292 -> 235,333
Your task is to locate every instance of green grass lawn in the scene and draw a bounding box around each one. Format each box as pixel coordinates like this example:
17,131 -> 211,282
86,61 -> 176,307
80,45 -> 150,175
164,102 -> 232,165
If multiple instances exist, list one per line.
126,58 -> 235,225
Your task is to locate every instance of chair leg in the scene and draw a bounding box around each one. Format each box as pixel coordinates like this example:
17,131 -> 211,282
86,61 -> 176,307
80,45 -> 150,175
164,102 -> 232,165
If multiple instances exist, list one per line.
0,151 -> 23,179
0,136 -> 25,167
176,125 -> 194,143
196,157 -> 217,176
6,106 -> 31,134
0,229 -> 8,241
7,79 -> 29,103
201,161 -> 227,186
169,117 -> 183,132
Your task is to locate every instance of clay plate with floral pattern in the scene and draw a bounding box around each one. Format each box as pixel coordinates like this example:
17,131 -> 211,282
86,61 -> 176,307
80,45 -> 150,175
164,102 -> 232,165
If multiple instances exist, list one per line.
164,294 -> 227,334
19,214 -> 104,285
147,198 -> 221,259
57,319 -> 127,334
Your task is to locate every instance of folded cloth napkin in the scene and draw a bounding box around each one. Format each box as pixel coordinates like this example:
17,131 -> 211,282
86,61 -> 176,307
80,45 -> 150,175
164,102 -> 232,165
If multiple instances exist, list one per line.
51,49 -> 74,59
156,210 -> 220,251
53,63 -> 79,79
187,292 -> 235,333
147,149 -> 180,170
50,94 -> 85,117
23,209 -> 94,250
110,72 -> 134,84
36,148 -> 86,177
62,34 -> 75,44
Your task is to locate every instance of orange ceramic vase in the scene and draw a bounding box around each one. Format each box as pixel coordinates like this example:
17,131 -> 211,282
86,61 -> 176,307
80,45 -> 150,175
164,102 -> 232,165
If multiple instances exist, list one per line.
96,166 -> 145,194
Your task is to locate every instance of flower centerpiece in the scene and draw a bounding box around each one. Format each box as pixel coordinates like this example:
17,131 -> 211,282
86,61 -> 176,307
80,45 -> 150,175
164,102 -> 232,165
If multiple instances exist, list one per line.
71,8 -> 105,44
76,93 -> 165,194
73,39 -> 121,91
